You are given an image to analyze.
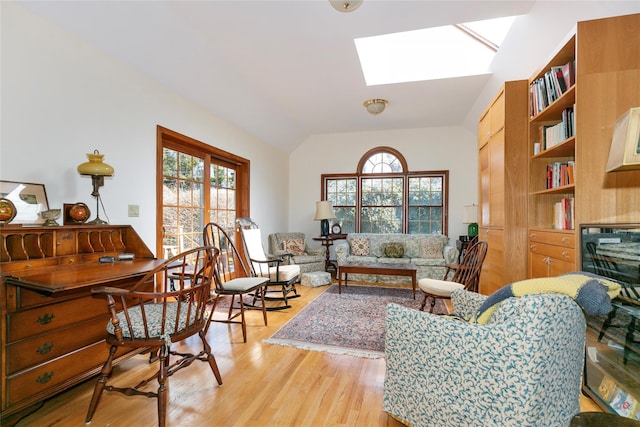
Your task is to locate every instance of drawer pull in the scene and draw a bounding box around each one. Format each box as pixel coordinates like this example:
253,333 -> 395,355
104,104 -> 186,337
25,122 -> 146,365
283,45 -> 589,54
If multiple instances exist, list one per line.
37,342 -> 55,354
562,251 -> 570,259
562,237 -> 570,244
37,313 -> 55,325
36,371 -> 54,384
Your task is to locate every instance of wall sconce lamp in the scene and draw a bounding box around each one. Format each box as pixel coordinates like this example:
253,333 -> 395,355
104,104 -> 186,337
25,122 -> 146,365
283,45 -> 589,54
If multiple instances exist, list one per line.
329,0 -> 363,12
463,205 -> 478,237
363,99 -> 388,115
606,107 -> 640,172
314,200 -> 335,237
77,150 -> 114,224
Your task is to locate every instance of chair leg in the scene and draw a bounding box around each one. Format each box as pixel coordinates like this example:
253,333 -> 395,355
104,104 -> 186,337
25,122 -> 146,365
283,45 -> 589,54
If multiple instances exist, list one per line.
429,297 -> 437,313
86,344 -> 117,423
420,293 -> 429,311
157,345 -> 169,427
199,330 -> 223,385
204,295 -> 220,335
239,294 -> 247,343
259,285 -> 268,326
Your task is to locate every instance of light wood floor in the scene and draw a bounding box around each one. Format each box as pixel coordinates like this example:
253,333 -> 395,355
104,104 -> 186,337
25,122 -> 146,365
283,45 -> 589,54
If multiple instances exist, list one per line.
17,282 -> 600,427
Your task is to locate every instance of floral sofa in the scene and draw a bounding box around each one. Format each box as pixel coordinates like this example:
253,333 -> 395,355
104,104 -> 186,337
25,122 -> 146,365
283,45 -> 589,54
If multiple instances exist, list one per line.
334,233 -> 457,283
268,232 -> 325,274
383,288 -> 586,426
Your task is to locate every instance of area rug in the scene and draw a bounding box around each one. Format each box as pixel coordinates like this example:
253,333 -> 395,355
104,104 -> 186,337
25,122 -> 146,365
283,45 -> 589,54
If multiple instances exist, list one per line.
263,284 -> 447,358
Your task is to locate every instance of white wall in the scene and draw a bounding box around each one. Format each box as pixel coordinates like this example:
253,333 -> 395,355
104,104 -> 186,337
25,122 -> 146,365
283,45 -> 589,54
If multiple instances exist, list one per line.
0,3 -> 290,252
290,126 -> 477,251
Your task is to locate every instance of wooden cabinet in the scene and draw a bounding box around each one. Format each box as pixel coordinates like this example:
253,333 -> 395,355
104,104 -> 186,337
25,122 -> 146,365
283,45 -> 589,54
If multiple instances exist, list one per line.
527,13 -> 640,275
528,228 -> 575,278
0,224 -> 159,425
477,81 -> 529,295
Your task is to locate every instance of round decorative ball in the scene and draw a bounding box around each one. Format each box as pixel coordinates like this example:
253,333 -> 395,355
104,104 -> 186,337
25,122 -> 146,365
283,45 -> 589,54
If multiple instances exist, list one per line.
69,203 -> 90,223
0,198 -> 17,224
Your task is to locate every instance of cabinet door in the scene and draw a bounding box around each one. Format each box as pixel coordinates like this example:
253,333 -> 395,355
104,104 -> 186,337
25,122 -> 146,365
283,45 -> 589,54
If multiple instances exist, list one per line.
549,257 -> 575,276
479,228 -> 504,295
479,146 -> 490,227
488,130 -> 505,228
529,252 -> 550,278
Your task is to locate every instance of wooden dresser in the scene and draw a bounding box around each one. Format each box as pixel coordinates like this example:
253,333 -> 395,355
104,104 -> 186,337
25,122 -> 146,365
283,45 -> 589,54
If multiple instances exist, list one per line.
0,224 -> 161,425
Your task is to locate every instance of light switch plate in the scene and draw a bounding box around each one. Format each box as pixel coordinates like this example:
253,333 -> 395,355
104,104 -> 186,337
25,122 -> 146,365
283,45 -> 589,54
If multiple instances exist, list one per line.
128,204 -> 140,217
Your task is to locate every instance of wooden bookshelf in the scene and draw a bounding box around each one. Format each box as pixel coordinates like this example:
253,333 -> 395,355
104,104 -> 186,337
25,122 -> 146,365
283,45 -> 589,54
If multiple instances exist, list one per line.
527,13 -> 640,280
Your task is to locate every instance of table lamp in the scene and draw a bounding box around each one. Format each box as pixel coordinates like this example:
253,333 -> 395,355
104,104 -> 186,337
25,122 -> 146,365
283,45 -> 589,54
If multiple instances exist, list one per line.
314,200 -> 335,237
463,205 -> 478,237
77,150 -> 114,224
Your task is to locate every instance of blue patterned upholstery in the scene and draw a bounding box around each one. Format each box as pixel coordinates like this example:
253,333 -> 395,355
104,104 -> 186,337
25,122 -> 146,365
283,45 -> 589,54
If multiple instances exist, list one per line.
107,301 -> 197,346
384,289 -> 586,427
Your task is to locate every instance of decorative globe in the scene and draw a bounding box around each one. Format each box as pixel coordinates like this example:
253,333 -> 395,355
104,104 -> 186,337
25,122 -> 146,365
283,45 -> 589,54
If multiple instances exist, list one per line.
69,203 -> 90,223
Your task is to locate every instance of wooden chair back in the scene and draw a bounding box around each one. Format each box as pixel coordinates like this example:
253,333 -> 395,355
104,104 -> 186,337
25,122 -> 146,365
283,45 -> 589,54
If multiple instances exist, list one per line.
451,240 -> 488,293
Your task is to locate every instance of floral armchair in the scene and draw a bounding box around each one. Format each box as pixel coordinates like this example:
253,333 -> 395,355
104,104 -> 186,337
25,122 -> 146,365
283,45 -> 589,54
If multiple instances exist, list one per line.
268,232 -> 325,274
383,289 -> 586,427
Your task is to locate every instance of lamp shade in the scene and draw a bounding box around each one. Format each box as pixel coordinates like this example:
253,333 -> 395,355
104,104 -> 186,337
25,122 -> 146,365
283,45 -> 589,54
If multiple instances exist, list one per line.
314,200 -> 335,221
606,107 -> 640,172
77,150 -> 114,176
463,205 -> 478,224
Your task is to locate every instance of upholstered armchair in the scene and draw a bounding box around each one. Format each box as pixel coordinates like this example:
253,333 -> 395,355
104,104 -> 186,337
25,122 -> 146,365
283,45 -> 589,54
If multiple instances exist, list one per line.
268,232 -> 325,274
383,289 -> 586,427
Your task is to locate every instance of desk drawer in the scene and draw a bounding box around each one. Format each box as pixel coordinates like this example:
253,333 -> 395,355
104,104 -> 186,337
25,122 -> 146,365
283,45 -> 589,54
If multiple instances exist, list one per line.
529,241 -> 575,262
6,341 -> 129,406
529,230 -> 575,248
6,316 -> 107,374
7,295 -> 106,342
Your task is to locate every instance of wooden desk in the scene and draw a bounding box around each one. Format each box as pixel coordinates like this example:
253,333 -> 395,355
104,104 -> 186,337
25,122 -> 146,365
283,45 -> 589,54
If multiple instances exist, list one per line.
0,224 -> 158,426
337,262 -> 417,298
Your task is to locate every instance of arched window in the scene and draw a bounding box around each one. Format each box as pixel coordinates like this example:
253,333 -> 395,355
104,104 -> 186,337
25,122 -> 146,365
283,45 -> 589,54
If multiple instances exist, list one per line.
322,147 -> 448,235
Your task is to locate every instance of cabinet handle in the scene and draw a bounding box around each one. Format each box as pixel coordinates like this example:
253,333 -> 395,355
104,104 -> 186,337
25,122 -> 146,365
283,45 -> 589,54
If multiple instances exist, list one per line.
544,257 -> 551,265
562,251 -> 570,259
530,233 -> 536,240
36,371 -> 54,384
36,313 -> 55,325
36,342 -> 54,354
530,244 -> 536,251
562,237 -> 570,244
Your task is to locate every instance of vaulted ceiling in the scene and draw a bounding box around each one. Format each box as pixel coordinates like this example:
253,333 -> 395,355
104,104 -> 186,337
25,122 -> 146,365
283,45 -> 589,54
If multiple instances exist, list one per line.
16,1 -> 637,153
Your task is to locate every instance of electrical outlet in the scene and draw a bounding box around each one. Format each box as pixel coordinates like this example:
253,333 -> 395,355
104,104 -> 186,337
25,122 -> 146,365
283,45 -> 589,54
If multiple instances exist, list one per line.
128,204 -> 140,217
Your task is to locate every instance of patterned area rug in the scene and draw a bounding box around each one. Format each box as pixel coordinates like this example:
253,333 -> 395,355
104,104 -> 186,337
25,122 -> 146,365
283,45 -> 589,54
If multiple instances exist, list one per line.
264,284 -> 447,358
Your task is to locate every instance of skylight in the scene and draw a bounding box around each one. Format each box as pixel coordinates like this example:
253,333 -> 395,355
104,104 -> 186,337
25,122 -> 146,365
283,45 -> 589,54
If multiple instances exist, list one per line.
355,16 -> 517,86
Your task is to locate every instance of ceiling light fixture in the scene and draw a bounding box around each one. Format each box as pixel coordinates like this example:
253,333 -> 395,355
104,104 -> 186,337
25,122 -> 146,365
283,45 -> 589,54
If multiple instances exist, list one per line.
329,0 -> 363,13
363,99 -> 388,115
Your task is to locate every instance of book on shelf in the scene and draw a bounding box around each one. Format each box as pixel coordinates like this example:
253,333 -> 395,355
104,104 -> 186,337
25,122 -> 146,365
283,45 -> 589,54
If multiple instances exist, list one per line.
546,161 -> 575,189
553,197 -> 574,230
537,107 -> 574,150
598,375 -> 617,401
529,60 -> 575,117
561,60 -> 575,89
609,386 -> 638,418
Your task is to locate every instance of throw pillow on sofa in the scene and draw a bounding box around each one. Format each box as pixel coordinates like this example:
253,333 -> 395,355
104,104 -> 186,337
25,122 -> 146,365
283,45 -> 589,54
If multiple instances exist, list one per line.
421,240 -> 443,259
283,239 -> 306,256
351,238 -> 370,256
383,242 -> 405,258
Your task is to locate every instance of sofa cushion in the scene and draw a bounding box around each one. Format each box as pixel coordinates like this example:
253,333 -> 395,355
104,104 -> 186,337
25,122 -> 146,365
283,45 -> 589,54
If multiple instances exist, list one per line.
421,239 -> 444,259
383,242 -> 405,258
351,238 -> 370,256
283,239 -> 306,256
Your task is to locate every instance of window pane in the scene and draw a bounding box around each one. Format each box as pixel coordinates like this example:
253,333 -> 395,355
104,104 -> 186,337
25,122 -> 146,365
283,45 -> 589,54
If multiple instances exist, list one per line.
323,149 -> 447,234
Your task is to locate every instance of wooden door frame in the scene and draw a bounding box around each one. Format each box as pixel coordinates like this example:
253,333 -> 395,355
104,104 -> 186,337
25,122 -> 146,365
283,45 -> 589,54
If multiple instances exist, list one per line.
156,125 -> 250,258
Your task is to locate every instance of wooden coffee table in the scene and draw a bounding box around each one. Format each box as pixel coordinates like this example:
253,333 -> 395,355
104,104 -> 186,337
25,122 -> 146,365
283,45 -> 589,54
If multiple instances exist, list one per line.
337,262 -> 417,298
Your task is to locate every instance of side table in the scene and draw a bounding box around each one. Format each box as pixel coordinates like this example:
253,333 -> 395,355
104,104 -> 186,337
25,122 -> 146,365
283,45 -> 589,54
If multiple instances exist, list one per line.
313,234 -> 347,273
